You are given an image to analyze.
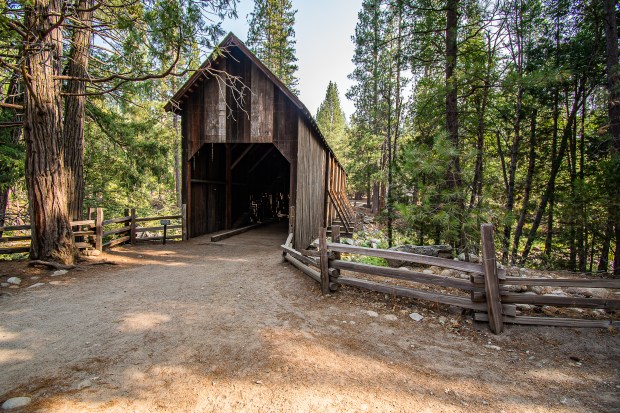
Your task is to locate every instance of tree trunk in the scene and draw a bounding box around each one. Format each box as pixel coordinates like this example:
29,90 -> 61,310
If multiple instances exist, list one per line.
63,0 -> 93,220
603,0 -> 620,275
24,0 -> 75,264
511,109 -> 537,264
520,81 -> 586,264
445,0 -> 463,250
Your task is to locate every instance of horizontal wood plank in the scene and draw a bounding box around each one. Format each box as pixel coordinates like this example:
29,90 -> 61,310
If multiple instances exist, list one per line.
135,225 -> 182,233
103,226 -> 131,237
0,246 -> 30,254
210,222 -> 267,242
474,313 -> 618,328
331,260 -> 484,292
336,276 -> 486,311
0,235 -> 31,242
70,220 -> 95,226
327,243 -> 487,275
502,277 -> 620,288
103,216 -> 131,225
284,253 -> 321,283
281,244 -> 319,268
134,215 -> 181,223
103,236 -> 130,249
135,234 -> 183,242
0,224 -> 30,231
501,293 -> 620,310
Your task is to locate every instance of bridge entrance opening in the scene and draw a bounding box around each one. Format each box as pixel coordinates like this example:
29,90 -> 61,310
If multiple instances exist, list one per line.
189,143 -> 290,237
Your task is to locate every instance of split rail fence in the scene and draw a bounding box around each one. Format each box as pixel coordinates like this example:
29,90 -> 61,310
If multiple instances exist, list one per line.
0,204 -> 187,255
282,223 -> 620,334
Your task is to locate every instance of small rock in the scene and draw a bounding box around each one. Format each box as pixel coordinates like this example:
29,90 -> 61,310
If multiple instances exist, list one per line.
516,304 -> 534,311
0,283 -> 9,288
422,269 -> 433,275
30,276 -> 40,280
6,277 -> 21,285
366,310 -> 379,317
81,249 -> 101,256
550,289 -> 568,297
438,316 -> 447,325
51,270 -> 68,277
440,269 -> 454,277
384,314 -> 397,321
409,312 -> 423,322
485,344 -> 501,351
27,283 -> 45,289
2,397 -> 31,410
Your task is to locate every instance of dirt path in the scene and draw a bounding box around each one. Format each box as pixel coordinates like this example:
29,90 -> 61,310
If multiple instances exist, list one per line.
1,222 -> 619,412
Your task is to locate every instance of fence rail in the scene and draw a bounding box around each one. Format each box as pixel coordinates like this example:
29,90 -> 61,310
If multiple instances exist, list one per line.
0,204 -> 187,255
282,223 -> 620,334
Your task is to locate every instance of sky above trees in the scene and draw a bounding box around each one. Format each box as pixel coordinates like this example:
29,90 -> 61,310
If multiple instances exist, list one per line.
220,0 -> 361,118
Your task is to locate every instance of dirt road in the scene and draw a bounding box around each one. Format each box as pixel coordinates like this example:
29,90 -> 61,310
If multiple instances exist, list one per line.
1,223 -> 618,412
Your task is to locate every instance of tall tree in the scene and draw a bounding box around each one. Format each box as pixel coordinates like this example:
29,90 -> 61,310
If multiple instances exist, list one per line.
316,81 -> 347,159
246,0 -> 299,93
1,0 -> 237,263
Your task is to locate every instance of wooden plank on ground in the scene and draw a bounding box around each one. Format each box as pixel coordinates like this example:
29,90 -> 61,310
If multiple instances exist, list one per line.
210,222 -> 267,242
331,260 -> 485,292
284,253 -> 320,283
327,243 -> 486,275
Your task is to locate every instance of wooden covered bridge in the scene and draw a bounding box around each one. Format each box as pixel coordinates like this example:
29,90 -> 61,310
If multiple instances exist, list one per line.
165,33 -> 354,249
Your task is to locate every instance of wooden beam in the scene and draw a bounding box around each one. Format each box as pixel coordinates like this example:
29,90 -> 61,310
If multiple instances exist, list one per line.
248,146 -> 275,173
225,143 -> 232,229
319,227 -> 330,294
231,144 -> 255,169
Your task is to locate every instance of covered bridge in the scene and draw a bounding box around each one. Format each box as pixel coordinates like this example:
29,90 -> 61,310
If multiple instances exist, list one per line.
165,33 -> 351,249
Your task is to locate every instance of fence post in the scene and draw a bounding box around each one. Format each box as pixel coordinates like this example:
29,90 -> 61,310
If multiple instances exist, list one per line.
130,208 -> 137,245
481,223 -> 503,334
181,203 -> 187,241
319,227 -> 330,294
95,207 -> 103,252
289,206 -> 295,235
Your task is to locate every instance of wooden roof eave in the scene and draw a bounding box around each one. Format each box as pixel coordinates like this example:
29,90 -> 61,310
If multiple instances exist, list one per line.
164,32 -> 347,175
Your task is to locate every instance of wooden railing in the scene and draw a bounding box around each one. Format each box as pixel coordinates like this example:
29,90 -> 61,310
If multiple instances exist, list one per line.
0,204 -> 187,255
282,224 -> 620,334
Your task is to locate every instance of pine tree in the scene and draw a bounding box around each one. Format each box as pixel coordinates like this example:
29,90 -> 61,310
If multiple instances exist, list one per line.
246,0 -> 299,93
316,82 -> 347,159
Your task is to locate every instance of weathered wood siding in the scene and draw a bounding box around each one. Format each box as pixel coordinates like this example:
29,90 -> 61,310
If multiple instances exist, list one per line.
250,65 -> 273,142
295,118 -> 326,249
204,74 -> 226,144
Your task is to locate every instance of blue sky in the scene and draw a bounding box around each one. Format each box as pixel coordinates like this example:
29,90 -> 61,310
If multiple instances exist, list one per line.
218,0 -> 362,119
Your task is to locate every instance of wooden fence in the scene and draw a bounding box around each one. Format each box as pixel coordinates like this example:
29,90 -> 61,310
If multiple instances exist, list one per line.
282,223 -> 620,334
0,204 -> 187,255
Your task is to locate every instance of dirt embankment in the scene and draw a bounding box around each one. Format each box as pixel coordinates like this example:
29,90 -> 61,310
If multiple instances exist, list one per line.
1,223 -> 619,412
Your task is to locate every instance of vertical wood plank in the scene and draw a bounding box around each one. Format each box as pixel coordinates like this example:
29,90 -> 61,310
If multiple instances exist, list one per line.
95,207 -> 103,252
181,203 -> 187,241
319,227 -> 330,294
225,143 -> 232,229
130,208 -> 136,245
481,223 -> 503,334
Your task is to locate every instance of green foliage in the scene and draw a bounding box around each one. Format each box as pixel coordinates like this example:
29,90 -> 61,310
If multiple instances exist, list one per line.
246,0 -> 299,93
316,81 -> 347,160
0,110 -> 23,194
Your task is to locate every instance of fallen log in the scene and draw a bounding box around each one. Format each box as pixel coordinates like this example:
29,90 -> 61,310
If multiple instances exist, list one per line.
28,260 -> 76,270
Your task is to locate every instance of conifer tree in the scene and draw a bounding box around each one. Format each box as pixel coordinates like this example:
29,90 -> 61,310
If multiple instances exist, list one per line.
246,0 -> 299,93
316,82 -> 347,159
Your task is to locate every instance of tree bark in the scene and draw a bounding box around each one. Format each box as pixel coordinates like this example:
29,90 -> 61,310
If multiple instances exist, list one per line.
603,0 -> 620,275
63,0 -> 93,220
445,0 -> 464,250
24,0 -> 75,264
511,109 -> 536,264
